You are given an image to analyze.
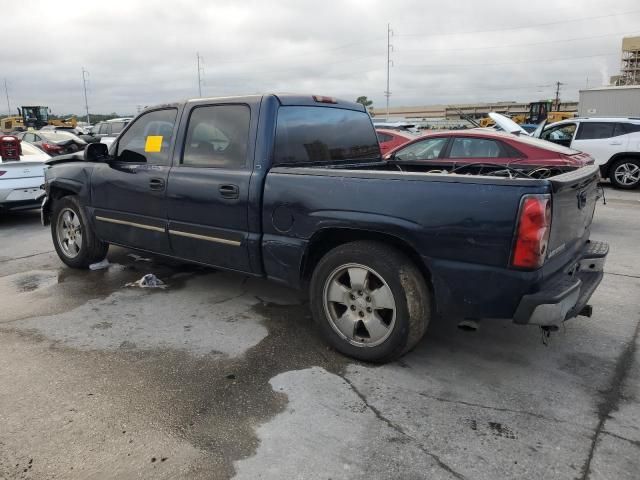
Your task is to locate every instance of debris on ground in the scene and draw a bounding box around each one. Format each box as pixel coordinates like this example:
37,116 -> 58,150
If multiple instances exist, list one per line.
89,259 -> 110,271
128,253 -> 152,262
125,274 -> 167,289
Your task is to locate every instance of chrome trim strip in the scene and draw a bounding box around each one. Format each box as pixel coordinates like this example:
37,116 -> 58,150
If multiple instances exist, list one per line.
168,229 -> 241,246
95,215 -> 165,233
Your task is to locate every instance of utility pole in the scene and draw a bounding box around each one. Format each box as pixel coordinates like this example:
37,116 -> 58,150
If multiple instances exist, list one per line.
4,79 -> 10,117
554,81 -> 564,111
196,52 -> 203,97
385,23 -> 393,121
81,68 -> 90,125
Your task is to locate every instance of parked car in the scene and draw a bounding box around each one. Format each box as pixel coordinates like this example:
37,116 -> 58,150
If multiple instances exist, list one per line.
535,117 -> 640,189
93,118 -> 132,148
41,94 -> 607,363
39,125 -> 98,144
17,130 -> 87,156
376,128 -> 414,155
383,127 -> 593,177
0,140 -> 50,211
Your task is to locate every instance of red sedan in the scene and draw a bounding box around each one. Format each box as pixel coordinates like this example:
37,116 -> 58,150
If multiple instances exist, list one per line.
376,128 -> 414,155
384,129 -> 593,171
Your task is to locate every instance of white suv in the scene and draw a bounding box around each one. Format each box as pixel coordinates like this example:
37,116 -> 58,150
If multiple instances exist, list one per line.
538,118 -> 640,189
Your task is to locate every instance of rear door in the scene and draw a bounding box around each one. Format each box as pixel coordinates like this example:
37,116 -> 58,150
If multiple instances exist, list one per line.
570,121 -> 626,166
91,108 -> 179,254
166,101 -> 256,272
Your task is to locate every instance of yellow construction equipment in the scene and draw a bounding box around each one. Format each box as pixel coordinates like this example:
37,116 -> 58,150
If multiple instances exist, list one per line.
1,106 -> 77,132
479,100 -> 574,129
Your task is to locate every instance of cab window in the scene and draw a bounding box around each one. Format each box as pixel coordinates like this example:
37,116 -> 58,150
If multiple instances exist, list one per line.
115,109 -> 177,165
182,105 -> 250,168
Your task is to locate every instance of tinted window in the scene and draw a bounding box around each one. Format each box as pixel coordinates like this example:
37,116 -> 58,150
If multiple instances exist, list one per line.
274,106 -> 379,165
377,132 -> 393,143
614,122 -> 640,136
183,105 -> 250,168
576,122 -> 615,140
395,137 -> 448,161
110,121 -> 126,134
449,137 -> 504,158
116,109 -> 177,165
98,123 -> 110,135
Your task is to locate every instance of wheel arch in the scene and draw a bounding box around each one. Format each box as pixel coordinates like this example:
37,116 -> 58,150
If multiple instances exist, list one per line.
42,180 -> 83,225
601,152 -> 640,177
300,228 -> 433,291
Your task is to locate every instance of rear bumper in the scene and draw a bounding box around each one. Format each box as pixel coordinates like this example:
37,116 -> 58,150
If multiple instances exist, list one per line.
513,240 -> 609,326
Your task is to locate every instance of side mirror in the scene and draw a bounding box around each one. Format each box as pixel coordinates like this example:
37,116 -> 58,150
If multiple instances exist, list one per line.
84,142 -> 109,162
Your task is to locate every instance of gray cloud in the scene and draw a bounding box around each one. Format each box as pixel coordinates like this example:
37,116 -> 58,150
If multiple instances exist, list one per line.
2,0 -> 639,116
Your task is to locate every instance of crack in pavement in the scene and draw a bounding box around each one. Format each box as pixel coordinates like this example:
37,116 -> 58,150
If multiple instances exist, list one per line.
338,374 -> 467,480
579,318 -> 640,480
417,392 -> 586,429
601,430 -> 640,448
605,271 -> 640,280
0,250 -> 54,264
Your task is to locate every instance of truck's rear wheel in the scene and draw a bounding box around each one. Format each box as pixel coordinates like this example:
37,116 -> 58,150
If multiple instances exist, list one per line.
51,196 -> 108,268
310,241 -> 430,363
609,158 -> 640,189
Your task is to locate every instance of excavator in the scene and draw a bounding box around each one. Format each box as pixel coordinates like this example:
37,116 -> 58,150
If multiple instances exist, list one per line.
478,100 -> 574,129
1,106 -> 77,132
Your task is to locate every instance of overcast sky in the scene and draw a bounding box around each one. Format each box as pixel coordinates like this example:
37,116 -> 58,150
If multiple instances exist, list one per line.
3,0 -> 639,116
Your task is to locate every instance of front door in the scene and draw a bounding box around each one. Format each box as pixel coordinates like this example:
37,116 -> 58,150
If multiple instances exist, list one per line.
570,121 -> 628,166
91,108 -> 179,254
166,102 -> 254,272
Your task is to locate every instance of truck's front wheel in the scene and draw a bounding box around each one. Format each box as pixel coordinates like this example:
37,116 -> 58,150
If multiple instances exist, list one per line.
51,196 -> 109,268
310,241 -> 430,363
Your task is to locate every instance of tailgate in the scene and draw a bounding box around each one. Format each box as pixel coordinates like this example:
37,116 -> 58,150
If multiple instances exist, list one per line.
546,165 -> 600,261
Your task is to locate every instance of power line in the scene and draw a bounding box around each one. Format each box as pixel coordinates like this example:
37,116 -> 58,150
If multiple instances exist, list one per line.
400,51 -> 618,69
399,9 -> 640,38
399,30 -> 640,55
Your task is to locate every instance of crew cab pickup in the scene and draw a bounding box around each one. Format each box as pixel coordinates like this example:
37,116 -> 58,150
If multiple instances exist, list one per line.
41,94 -> 608,362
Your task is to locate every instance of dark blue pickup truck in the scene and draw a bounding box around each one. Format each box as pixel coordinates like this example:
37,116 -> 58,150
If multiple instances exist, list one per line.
41,94 -> 608,362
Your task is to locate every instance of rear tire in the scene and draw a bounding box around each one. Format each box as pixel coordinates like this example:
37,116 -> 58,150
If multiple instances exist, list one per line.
609,158 -> 640,189
310,241 -> 431,363
51,196 -> 108,268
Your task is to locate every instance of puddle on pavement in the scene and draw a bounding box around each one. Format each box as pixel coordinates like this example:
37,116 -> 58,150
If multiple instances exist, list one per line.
3,297 -> 354,479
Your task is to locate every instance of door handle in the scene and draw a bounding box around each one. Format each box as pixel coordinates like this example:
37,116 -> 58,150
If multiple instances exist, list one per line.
609,141 -> 623,145
219,184 -> 239,199
149,177 -> 165,191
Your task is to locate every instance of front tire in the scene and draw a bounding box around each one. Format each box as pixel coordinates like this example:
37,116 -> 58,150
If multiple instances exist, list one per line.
609,158 -> 640,189
51,196 -> 108,268
310,241 -> 431,363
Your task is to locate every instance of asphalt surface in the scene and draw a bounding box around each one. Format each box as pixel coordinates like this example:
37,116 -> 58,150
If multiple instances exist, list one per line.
0,185 -> 638,480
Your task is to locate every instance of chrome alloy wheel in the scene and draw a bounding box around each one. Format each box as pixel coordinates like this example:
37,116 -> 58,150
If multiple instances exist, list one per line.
56,208 -> 83,258
322,263 -> 397,347
614,162 -> 640,186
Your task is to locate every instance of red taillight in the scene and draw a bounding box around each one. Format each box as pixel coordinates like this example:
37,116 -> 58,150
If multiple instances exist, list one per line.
511,194 -> 552,269
42,143 -> 62,153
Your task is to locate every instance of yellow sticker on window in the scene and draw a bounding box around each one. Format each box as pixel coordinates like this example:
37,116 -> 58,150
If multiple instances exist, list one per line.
144,136 -> 163,153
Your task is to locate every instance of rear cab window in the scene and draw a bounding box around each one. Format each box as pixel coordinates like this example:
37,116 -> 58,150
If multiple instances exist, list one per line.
274,106 -> 380,166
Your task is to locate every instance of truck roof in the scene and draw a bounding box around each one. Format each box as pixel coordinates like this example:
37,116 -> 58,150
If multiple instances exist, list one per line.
181,94 -> 367,112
